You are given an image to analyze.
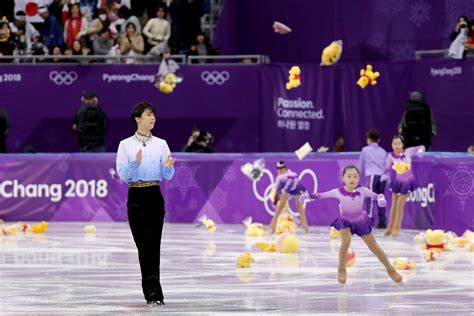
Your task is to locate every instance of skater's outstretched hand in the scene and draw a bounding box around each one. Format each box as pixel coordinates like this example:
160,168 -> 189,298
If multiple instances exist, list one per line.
165,155 -> 176,168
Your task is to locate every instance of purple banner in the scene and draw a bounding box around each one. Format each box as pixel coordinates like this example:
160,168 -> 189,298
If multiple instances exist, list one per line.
0,153 -> 472,235
0,60 -> 473,153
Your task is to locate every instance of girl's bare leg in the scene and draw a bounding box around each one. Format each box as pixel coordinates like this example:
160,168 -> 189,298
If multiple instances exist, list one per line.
270,194 -> 289,232
362,233 -> 402,283
338,228 -> 352,284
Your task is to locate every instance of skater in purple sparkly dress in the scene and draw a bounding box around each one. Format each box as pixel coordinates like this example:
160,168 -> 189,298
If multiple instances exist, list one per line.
300,165 -> 402,284
269,161 -> 309,233
384,135 -> 425,236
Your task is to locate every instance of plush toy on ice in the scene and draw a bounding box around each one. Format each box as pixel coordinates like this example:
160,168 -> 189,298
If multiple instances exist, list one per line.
255,242 -> 276,252
356,65 -> 380,89
196,215 -> 216,233
154,54 -> 183,94
236,252 -> 255,268
240,158 -> 265,181
84,225 -> 97,233
275,213 -> 297,235
286,66 -> 301,90
424,229 -> 445,261
393,257 -> 416,270
31,221 -> 49,233
321,40 -> 343,66
243,217 -> 268,236
276,232 -> 300,253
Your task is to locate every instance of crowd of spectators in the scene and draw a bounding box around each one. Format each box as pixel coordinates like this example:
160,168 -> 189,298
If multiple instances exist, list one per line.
0,0 -> 217,63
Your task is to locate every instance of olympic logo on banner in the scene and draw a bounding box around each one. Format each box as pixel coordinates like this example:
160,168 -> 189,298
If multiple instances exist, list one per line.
49,71 -> 78,85
201,71 -> 230,85
252,168 -> 318,216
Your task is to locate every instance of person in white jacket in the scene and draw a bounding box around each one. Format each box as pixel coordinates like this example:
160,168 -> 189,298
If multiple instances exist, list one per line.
143,7 -> 170,57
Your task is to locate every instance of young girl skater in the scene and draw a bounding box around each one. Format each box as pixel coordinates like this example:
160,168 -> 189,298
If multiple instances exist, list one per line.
384,135 -> 425,236
269,161 -> 309,233
300,165 -> 402,284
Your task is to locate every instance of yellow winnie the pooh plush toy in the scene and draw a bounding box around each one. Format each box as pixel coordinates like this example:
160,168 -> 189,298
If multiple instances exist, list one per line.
357,65 -> 380,89
285,66 -> 301,90
236,252 -> 255,268
321,40 -> 343,66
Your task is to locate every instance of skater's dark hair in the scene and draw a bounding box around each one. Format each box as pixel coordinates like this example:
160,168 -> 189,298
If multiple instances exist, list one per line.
342,165 -> 360,175
131,102 -> 156,128
367,129 -> 380,142
392,134 -> 405,144
276,161 -> 287,169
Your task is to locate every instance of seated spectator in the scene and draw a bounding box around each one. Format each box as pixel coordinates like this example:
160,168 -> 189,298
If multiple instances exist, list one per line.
30,34 -> 49,56
450,15 -> 469,41
188,32 -> 215,63
118,22 -> 144,64
12,25 -> 28,56
86,8 -> 110,40
143,7 -> 170,58
50,45 -> 64,62
0,18 -> 14,61
39,6 -> 64,50
65,39 -> 90,62
92,28 -> 113,57
9,11 -> 38,44
64,3 -> 88,50
464,20 -> 474,49
117,5 -> 141,35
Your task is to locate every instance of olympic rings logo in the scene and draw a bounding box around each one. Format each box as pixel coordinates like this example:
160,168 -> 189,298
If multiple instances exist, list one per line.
201,71 -> 230,85
252,168 -> 318,216
49,71 -> 78,85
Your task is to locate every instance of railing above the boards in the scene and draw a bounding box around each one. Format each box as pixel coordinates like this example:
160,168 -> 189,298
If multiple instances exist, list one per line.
0,54 -> 271,65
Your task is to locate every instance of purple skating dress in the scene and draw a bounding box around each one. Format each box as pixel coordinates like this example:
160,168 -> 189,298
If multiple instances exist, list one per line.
385,146 -> 425,194
307,186 -> 386,237
273,170 -> 307,204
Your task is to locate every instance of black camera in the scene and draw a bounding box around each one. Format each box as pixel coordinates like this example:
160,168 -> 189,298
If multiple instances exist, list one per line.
460,22 -> 468,28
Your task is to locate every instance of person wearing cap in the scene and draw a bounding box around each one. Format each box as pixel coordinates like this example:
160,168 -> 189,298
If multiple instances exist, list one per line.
269,161 -> 310,233
72,90 -> 108,152
116,101 -> 175,306
9,11 -> 39,47
38,5 -> 64,50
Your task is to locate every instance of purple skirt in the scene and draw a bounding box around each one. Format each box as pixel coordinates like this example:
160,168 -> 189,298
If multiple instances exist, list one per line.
390,178 -> 416,194
331,212 -> 373,237
283,182 -> 306,197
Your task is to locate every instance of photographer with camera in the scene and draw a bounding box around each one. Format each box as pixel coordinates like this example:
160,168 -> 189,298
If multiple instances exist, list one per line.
182,127 -> 214,153
72,91 -> 108,152
450,15 -> 469,41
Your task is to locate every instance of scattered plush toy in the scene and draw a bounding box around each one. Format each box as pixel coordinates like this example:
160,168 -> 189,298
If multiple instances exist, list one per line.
468,243 -> 474,252
317,146 -> 329,153
330,226 -> 341,239
275,213 -> 297,235
321,40 -> 343,66
455,237 -> 469,248
356,64 -> 380,89
84,225 -> 97,233
414,232 -> 426,243
393,257 -> 416,270
243,217 -> 268,236
286,66 -> 301,90
346,249 -> 356,267
155,56 -> 183,94
1,223 -> 18,235
255,242 -> 277,252
462,229 -> 474,240
294,142 -> 313,160
392,161 -> 411,175
273,21 -> 292,34
31,221 -> 48,233
236,252 -> 255,268
196,215 -> 217,233
15,222 -> 30,232
276,232 -> 300,253
424,229 -> 445,261
444,231 -> 457,250
240,158 -> 265,181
